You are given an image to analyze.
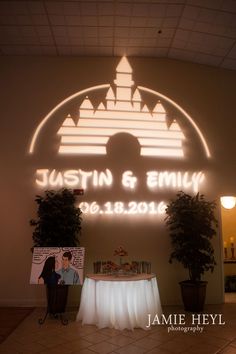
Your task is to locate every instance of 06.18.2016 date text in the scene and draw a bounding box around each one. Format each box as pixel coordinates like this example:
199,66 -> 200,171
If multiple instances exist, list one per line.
78,201 -> 167,215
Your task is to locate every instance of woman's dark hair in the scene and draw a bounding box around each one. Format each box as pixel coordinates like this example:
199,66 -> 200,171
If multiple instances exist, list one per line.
39,256 -> 55,281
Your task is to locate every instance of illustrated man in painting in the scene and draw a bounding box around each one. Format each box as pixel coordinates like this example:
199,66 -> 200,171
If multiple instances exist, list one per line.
58,251 -> 80,285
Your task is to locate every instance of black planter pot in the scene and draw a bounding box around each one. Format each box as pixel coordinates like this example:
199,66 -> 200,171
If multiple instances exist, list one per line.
46,285 -> 69,314
179,280 -> 207,312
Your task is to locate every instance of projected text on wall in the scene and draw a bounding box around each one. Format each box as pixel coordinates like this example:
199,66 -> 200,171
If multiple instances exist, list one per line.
35,169 -> 204,194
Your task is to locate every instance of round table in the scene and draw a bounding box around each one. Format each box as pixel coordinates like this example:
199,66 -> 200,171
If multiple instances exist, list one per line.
76,273 -> 162,330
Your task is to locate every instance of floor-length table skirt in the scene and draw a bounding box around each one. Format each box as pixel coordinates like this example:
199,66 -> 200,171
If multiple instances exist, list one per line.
76,274 -> 162,330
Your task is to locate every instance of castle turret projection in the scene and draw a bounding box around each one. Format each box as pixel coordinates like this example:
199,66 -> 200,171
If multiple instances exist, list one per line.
57,57 -> 185,157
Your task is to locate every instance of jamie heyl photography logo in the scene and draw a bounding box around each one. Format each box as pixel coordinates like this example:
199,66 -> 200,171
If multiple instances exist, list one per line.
147,313 -> 225,333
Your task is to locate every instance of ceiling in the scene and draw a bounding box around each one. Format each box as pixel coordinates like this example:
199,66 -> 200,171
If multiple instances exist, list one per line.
1,0 -> 236,70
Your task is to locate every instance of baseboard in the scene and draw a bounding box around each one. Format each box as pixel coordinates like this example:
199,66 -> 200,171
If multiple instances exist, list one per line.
0,298 -> 80,308
0,298 -> 46,307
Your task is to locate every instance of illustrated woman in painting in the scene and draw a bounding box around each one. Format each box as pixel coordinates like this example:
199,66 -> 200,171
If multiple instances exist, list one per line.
38,256 -> 61,285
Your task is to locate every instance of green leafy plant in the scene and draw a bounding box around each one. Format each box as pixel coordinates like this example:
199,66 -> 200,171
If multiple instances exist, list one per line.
30,189 -> 82,247
165,191 -> 218,282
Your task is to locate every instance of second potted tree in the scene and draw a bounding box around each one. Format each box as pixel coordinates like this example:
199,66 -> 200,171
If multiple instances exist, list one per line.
165,191 -> 218,312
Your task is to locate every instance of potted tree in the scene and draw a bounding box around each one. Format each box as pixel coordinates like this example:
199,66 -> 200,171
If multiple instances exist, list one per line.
165,191 -> 217,312
30,189 -> 82,322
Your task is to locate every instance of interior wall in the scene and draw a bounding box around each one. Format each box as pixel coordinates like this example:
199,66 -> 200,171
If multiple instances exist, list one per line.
221,204 -> 236,276
1,55 -> 236,307
221,205 -> 236,244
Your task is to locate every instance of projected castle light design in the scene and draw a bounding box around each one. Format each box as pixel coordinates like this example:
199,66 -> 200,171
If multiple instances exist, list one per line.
57,57 -> 185,157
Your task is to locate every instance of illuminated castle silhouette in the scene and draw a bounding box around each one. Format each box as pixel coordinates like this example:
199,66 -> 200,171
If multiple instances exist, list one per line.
57,57 -> 185,157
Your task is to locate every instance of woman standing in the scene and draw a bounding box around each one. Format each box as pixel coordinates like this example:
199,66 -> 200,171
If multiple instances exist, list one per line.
38,256 -> 61,285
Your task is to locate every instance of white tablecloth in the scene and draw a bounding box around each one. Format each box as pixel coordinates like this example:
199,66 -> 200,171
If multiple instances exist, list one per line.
76,274 -> 162,330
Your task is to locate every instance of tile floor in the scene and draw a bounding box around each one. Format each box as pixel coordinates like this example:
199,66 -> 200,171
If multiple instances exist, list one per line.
1,303 -> 236,354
